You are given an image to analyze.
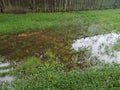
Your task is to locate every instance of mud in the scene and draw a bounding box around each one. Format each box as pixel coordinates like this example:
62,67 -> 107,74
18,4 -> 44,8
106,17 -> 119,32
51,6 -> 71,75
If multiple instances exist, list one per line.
0,30 -> 73,63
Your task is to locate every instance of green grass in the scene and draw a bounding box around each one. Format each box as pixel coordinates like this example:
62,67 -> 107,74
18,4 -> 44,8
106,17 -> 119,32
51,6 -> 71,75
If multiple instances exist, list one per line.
1,57 -> 120,90
113,38 -> 120,51
12,57 -> 41,75
0,9 -> 120,34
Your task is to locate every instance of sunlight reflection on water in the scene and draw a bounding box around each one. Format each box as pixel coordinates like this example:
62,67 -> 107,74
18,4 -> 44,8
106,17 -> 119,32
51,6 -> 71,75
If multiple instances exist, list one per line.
72,32 -> 120,63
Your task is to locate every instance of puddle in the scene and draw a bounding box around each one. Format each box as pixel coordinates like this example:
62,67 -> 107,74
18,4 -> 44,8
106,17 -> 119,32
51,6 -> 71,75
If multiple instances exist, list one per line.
0,61 -> 15,82
0,68 -> 12,73
0,76 -> 14,82
88,24 -> 109,34
72,32 -> 120,63
0,62 -> 10,68
88,24 -> 100,32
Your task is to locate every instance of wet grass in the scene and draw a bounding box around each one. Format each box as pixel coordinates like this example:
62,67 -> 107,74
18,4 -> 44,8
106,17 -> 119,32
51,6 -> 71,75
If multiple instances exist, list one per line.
0,12 -> 82,34
0,9 -> 120,35
1,57 -> 120,90
0,64 -> 12,70
0,63 -> 13,77
113,38 -> 120,51
0,72 -> 8,77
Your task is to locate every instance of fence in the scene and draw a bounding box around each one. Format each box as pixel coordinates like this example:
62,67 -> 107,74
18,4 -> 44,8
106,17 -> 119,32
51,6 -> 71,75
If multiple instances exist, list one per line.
0,0 -> 120,13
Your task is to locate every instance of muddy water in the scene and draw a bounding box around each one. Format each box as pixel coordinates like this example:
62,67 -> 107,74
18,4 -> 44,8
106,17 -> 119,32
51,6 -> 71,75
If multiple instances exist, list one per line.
72,32 -> 120,63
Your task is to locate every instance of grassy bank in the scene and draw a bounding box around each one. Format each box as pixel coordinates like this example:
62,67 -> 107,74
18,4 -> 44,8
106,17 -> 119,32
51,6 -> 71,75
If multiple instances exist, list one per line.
0,9 -> 120,34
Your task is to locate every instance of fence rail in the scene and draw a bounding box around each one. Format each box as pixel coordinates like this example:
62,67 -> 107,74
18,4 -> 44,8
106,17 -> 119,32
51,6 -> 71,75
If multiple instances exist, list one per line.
0,0 -> 120,13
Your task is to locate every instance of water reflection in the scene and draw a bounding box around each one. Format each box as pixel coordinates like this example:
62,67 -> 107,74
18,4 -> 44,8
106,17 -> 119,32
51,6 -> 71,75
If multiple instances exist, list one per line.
0,61 -> 15,82
72,32 -> 120,63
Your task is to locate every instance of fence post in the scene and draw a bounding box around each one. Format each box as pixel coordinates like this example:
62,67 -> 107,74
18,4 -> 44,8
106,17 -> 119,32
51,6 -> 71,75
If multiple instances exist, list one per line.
32,0 -> 36,12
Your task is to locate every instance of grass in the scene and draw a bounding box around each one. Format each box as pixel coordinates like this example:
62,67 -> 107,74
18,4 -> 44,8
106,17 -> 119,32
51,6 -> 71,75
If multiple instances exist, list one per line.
113,38 -> 120,51
1,57 -> 120,90
0,9 -> 120,34
13,57 -> 41,75
0,64 -> 13,77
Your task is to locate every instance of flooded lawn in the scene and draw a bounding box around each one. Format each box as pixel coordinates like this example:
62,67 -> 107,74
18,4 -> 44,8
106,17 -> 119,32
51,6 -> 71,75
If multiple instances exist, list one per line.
0,29 -> 80,83
72,32 -> 120,63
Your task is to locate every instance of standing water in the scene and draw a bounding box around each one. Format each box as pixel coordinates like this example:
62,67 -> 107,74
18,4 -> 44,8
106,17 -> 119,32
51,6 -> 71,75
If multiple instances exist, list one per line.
0,76 -> 14,82
72,32 -> 120,63
0,61 -> 15,82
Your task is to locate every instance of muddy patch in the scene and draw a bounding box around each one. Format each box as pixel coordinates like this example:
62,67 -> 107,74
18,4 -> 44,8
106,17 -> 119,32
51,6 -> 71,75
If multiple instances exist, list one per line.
0,31 -> 73,63
0,28 -> 93,69
72,32 -> 120,63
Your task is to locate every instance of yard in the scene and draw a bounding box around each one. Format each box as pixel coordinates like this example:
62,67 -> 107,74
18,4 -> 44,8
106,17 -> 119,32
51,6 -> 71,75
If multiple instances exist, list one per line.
0,9 -> 120,89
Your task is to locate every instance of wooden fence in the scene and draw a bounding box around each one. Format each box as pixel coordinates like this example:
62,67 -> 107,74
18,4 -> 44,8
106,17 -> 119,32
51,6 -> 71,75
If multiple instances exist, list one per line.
0,0 -> 120,13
